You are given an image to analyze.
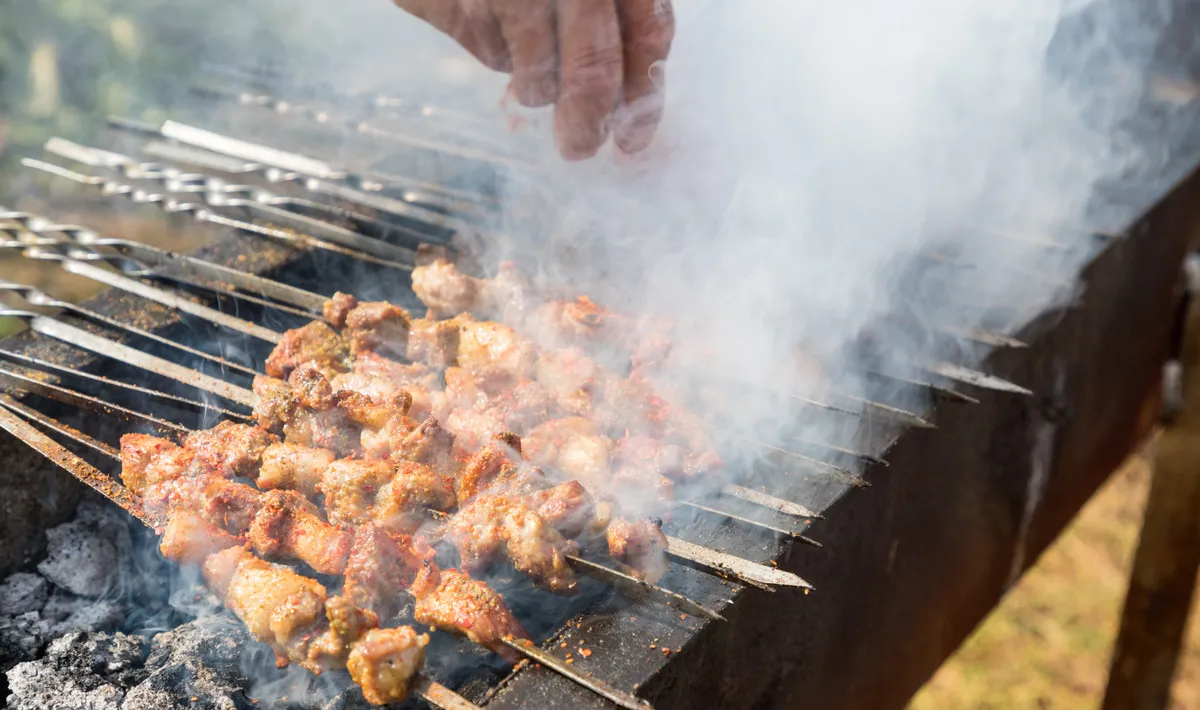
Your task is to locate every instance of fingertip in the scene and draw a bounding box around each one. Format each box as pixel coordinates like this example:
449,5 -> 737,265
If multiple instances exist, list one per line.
613,92 -> 664,155
511,74 -> 558,108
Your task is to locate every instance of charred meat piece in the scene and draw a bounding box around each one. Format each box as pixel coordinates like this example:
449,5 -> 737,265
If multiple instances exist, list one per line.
523,418 -> 612,484
203,546 -> 329,670
119,433 -> 194,498
448,495 -> 578,593
252,375 -> 297,434
247,490 -> 353,576
336,389 -> 413,430
288,363 -> 338,410
320,459 -> 457,534
343,525 -> 432,619
183,421 -> 277,478
534,346 -> 607,417
159,509 -> 244,566
340,353 -> 441,421
456,316 -> 538,379
257,443 -> 336,499
522,481 -> 608,542
323,292 -> 358,329
343,301 -> 412,359
410,258 -> 484,318
607,517 -> 670,584
411,565 -> 528,659
382,415 -> 456,469
265,320 -> 350,380
407,317 -> 461,369
346,627 -> 430,706
454,434 -> 543,502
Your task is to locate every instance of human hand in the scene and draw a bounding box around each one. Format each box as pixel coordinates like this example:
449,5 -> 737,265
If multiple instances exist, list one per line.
392,0 -> 674,161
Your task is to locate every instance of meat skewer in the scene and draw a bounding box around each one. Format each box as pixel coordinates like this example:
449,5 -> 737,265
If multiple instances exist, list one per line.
0,308 -> 810,589
6,398 -> 665,709
0,403 -> 476,710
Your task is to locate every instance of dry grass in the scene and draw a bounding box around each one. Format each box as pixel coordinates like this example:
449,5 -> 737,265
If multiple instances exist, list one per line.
909,439 -> 1200,709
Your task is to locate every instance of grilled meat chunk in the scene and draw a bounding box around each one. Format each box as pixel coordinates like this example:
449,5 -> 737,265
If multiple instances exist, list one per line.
159,510 -> 244,566
320,459 -> 456,534
523,418 -> 612,484
410,258 -> 484,318
336,389 -> 412,430
411,565 -> 528,659
407,317 -> 461,369
343,525 -> 432,619
607,517 -> 670,584
119,433 -> 194,498
265,320 -> 349,380
456,316 -> 537,379
343,301 -> 411,359
346,627 -> 429,706
247,490 -> 354,575
257,443 -> 336,499
523,480 -> 609,541
448,495 -> 578,593
323,292 -> 358,329
252,375 -> 297,434
339,353 -> 440,421
183,421 -> 276,478
203,546 -> 328,670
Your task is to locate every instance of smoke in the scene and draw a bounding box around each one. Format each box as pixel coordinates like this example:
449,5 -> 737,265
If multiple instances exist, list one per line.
96,0 -> 1177,470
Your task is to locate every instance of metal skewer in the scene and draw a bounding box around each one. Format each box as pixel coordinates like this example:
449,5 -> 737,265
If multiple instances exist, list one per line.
17,245 -> 283,344
677,501 -> 821,547
0,311 -> 257,407
0,401 -> 481,710
0,276 -> 259,377
0,348 -> 252,423
0,210 -> 327,315
924,361 -> 1034,395
21,158 -> 416,272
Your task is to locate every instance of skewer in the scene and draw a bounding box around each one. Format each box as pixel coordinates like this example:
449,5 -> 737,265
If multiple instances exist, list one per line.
0,210 -> 327,314
46,137 -> 443,256
0,276 -> 259,377
422,510 -> 725,622
862,369 -> 980,405
565,555 -> 726,621
0,311 -> 256,407
0,397 -> 154,526
21,158 -> 415,272
157,120 -> 485,233
664,536 -> 812,589
781,436 -> 889,468
0,401 -> 482,710
0,348 -> 253,423
16,245 -> 283,344
0,362 -> 187,436
924,361 -> 1034,395
721,485 -> 822,519
0,329 -> 782,601
711,426 -> 860,482
498,637 -> 652,710
140,138 -> 470,242
677,501 -> 821,547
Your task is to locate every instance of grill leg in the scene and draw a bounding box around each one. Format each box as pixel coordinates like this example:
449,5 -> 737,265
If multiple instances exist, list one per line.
1102,256 -> 1200,710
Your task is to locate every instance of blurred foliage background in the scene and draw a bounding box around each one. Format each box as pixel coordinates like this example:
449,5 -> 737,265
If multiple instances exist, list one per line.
0,0 -> 295,196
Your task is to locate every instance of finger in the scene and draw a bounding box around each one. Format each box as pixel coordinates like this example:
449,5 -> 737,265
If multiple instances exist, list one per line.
554,0 -> 624,161
493,0 -> 559,107
394,0 -> 512,73
613,0 -> 674,154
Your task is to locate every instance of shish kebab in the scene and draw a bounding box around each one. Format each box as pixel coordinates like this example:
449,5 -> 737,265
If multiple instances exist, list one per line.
0,402 -> 469,709
0,400 -> 657,710
0,213 -> 825,531
0,227 -> 816,587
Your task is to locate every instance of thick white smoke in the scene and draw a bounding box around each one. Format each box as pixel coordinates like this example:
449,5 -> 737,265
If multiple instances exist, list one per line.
186,0 -> 1179,466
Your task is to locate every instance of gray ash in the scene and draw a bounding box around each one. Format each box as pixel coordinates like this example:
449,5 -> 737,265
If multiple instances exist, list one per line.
0,497 -> 393,710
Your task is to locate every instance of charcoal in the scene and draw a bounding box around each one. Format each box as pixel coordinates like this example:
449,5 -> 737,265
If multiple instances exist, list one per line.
0,612 -> 46,674
6,631 -> 147,710
37,521 -> 121,598
120,616 -> 254,710
0,574 -> 49,616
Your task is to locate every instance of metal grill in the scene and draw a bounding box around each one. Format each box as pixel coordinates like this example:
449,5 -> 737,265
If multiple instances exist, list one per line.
0,68 -> 1192,710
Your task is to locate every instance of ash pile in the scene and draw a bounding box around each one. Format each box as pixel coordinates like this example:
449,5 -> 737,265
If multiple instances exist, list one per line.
0,496 -> 389,710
